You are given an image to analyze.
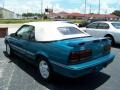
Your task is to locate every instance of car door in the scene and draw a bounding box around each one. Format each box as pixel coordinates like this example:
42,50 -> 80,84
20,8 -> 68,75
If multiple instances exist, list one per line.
9,25 -> 31,56
95,23 -> 110,38
19,25 -> 37,62
85,22 -> 99,37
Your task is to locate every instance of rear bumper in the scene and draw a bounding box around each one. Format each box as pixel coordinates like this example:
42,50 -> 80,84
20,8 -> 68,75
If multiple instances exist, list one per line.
51,53 -> 115,78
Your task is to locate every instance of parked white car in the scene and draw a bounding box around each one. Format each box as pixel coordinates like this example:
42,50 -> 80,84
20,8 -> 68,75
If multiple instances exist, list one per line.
82,21 -> 120,45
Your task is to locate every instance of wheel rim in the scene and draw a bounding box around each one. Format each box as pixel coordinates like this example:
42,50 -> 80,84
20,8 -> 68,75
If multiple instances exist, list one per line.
39,60 -> 49,79
6,44 -> 10,55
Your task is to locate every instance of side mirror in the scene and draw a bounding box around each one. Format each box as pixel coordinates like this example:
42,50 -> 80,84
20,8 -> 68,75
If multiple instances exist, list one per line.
10,33 -> 16,37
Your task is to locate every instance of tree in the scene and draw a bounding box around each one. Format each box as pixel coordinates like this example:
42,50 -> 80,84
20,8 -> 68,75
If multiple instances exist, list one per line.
112,10 -> 120,17
22,13 -> 28,17
27,13 -> 34,17
22,13 -> 48,19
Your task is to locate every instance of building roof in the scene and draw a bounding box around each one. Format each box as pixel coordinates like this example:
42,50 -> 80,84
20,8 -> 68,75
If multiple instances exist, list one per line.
57,11 -> 69,15
68,13 -> 84,17
47,12 -> 119,19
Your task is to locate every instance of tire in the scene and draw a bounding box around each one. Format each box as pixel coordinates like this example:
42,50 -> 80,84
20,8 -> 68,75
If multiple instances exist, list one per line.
107,36 -> 115,46
38,57 -> 53,81
6,43 -> 12,56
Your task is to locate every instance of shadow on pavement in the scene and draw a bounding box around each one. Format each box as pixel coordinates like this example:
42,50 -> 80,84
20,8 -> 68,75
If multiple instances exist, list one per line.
113,44 -> 120,49
3,51 -> 110,90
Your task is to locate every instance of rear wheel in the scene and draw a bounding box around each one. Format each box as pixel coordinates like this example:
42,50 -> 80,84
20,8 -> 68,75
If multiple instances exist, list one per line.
105,36 -> 115,46
38,58 -> 53,81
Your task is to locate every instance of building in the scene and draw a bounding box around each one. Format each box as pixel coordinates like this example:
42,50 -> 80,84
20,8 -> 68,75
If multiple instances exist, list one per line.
47,12 -> 69,19
47,13 -> 58,19
0,7 -> 16,19
84,14 -> 120,21
67,13 -> 84,19
56,12 -> 69,19
47,11 -> 120,21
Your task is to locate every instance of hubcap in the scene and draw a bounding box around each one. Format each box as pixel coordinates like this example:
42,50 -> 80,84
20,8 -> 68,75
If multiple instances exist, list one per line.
39,60 -> 49,79
6,44 -> 10,55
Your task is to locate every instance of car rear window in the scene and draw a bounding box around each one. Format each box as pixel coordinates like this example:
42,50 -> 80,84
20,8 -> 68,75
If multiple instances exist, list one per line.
58,27 -> 83,35
112,23 -> 120,29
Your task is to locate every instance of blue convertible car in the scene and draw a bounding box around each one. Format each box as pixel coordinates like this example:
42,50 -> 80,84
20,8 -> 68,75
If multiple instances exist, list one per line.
5,21 -> 115,81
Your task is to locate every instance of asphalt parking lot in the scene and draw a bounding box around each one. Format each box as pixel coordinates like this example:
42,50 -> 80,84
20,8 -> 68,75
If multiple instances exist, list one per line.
0,38 -> 120,90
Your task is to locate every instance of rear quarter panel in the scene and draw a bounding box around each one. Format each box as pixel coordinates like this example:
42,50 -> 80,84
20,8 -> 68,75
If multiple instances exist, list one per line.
33,42 -> 73,65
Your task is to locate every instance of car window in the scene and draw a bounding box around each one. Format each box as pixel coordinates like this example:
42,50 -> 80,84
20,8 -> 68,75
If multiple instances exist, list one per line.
29,28 -> 35,41
58,27 -> 83,35
97,23 -> 109,29
111,23 -> 120,29
16,25 -> 35,40
86,23 -> 98,29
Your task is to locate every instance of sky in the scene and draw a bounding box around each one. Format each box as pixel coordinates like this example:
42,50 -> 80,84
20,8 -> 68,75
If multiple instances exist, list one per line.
0,0 -> 120,14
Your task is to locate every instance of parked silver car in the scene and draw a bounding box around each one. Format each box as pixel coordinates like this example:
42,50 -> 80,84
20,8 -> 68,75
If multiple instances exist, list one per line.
82,21 -> 120,45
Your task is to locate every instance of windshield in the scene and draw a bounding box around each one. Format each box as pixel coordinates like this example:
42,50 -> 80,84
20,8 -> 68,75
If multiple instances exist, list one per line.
111,23 -> 120,29
58,27 -> 83,35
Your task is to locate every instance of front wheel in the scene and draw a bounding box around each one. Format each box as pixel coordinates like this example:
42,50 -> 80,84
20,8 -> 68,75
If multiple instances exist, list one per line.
6,43 -> 12,56
38,58 -> 53,81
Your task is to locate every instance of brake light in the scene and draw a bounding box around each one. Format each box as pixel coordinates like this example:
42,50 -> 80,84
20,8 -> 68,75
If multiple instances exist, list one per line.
69,50 -> 92,63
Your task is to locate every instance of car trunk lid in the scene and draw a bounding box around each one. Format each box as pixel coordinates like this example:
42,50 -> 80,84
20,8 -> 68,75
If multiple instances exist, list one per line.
55,37 -> 111,63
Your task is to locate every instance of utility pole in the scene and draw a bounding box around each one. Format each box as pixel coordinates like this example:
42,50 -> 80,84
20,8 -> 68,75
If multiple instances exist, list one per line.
98,0 -> 100,14
105,10 -> 107,20
41,0 -> 43,19
84,0 -> 87,17
89,4 -> 91,14
2,0 -> 5,8
41,0 -> 43,14
52,3 -> 54,13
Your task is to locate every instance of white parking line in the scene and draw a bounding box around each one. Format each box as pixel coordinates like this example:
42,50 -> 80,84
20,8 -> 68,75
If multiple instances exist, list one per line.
5,65 -> 15,90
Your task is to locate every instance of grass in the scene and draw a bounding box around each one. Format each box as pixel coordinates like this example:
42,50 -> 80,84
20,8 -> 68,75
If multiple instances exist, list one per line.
0,19 -> 85,24
0,19 -> 51,24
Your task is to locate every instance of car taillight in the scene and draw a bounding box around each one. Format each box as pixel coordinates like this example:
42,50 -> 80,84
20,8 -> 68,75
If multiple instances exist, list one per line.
104,45 -> 111,52
69,50 -> 92,63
